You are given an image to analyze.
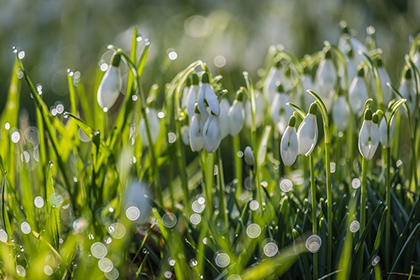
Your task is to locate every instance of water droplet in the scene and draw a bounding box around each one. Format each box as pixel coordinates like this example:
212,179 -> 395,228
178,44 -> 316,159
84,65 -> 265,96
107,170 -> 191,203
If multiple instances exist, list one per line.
349,220 -> 360,233
330,162 -> 336,173
136,36 -> 142,42
263,239 -> 278,257
214,55 -> 226,68
56,104 -> 64,114
132,95 -> 138,101
98,258 -> 113,273
16,265 -> 26,277
0,229 -> 8,242
190,213 -> 201,225
125,206 -> 141,221
189,258 -> 198,267
371,255 -> 380,266
103,107 -> 109,113
244,176 -> 252,190
4,123 -> 10,130
246,224 -> 261,238
280,178 -> 293,192
305,235 -> 322,253
396,159 -> 403,167
158,111 -> 165,119
108,222 -> 126,239
261,181 -> 268,188
249,200 -> 260,211
215,251 -> 230,268
192,200 -> 205,213
168,258 -> 176,266
237,151 -> 244,158
44,265 -> 53,276
51,108 -> 58,116
11,131 -> 20,143
49,193 -> 63,208
91,242 -> 107,259
168,132 -> 177,143
12,46 -> 17,53
202,237 -> 208,244
100,63 -> 109,72
164,271 -> 173,279
167,49 -> 178,60
105,237 -> 112,244
105,268 -> 119,280
34,196 -> 44,208
351,178 -> 361,189
162,213 -> 177,228
21,222 -> 31,234
73,218 -> 88,233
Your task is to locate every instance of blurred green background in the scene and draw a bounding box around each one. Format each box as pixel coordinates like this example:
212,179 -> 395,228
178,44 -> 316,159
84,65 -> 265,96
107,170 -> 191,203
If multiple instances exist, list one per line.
1,0 -> 420,118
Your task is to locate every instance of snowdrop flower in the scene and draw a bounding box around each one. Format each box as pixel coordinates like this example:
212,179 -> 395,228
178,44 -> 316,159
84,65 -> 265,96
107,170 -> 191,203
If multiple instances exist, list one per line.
270,83 -> 294,134
139,108 -> 161,147
244,146 -> 255,167
186,73 -> 200,118
399,68 -> 417,117
245,91 -> 265,128
376,58 -> 393,107
281,116 -> 298,166
181,125 -> 190,146
97,52 -> 122,110
189,106 -> 205,152
203,113 -> 222,153
379,115 -> 395,148
358,109 -> 380,160
181,75 -> 191,111
219,98 -> 231,139
228,90 -> 245,136
413,46 -> 420,74
297,103 -> 318,156
302,66 -> 315,109
263,60 -> 281,104
349,67 -> 368,116
197,72 -> 220,120
314,49 -> 337,111
339,49 -> 358,90
338,22 -> 368,65
332,92 -> 350,132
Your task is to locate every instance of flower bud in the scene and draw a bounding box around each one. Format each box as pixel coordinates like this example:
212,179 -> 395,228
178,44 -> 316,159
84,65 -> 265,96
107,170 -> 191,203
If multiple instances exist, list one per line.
181,75 -> 192,111
203,114 -> 222,153
379,115 -> 395,148
332,94 -> 350,132
244,146 -> 255,167
139,108 -> 161,147
228,92 -> 245,136
186,73 -> 200,118
219,98 -> 231,139
399,68 -> 416,117
348,67 -> 368,116
358,109 -> 380,160
245,92 -> 265,128
263,60 -> 281,104
376,58 -> 393,106
297,103 -> 318,156
189,109 -> 205,152
97,52 -> 122,110
270,84 -> 293,134
314,49 -> 337,111
181,125 -> 190,146
281,116 -> 298,166
197,72 -> 220,119
302,67 -> 315,109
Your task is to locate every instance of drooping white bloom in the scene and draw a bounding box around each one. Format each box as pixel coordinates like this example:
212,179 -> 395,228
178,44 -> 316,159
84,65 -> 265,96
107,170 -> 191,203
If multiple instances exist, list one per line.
181,125 -> 190,146
197,72 -> 220,119
181,76 -> 191,111
189,111 -> 205,152
337,23 -> 369,65
97,53 -> 122,110
219,98 -> 230,139
280,116 -> 298,166
376,58 -> 393,107
139,108 -> 161,147
245,92 -> 265,128
314,49 -> 337,111
203,114 -> 222,153
244,146 -> 255,167
339,49 -> 358,90
358,109 -> 380,160
332,95 -> 350,132
413,47 -> 420,74
301,69 -> 315,109
228,93 -> 245,137
297,103 -> 318,156
270,84 -> 294,134
348,67 -> 368,116
186,73 -> 200,118
263,61 -> 281,104
399,69 -> 417,117
379,115 -> 395,148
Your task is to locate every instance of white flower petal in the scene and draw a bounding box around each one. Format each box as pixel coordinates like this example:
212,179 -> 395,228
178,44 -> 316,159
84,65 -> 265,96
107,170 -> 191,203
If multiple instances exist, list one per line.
228,100 -> 245,136
358,120 -> 379,160
139,109 -> 161,147
97,66 -> 121,110
244,146 -> 255,167
379,117 -> 395,147
332,96 -> 350,132
197,85 -> 209,120
281,126 -> 298,166
186,85 -> 199,118
203,115 -> 222,153
349,76 -> 368,115
203,84 -> 220,116
297,114 -> 318,156
219,99 -> 230,139
189,114 -> 204,152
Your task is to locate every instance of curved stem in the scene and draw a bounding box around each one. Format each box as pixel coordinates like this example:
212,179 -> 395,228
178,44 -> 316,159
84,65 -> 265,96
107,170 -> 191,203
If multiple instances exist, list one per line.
359,157 -> 367,279
233,135 -> 243,200
309,154 -> 318,280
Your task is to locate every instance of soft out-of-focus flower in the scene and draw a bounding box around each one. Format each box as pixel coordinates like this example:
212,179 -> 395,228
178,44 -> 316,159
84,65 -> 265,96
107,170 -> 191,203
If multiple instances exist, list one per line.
270,83 -> 293,134
181,125 -> 190,146
245,91 -> 265,128
358,109 -> 380,160
339,49 -> 358,90
376,58 -> 393,107
203,114 -> 222,153
181,75 -> 191,111
281,116 -> 298,166
97,52 -> 122,110
219,98 -> 230,139
314,49 -> 337,111
263,60 -> 281,104
349,67 -> 368,116
413,46 -> 420,73
379,115 -> 395,148
228,90 -> 245,136
297,103 -> 318,156
189,107 -> 205,152
399,68 -> 417,117
244,146 -> 255,167
197,72 -> 220,119
186,73 -> 200,118
139,108 -> 161,147
332,94 -> 350,132
337,22 -> 369,65
302,66 -> 315,109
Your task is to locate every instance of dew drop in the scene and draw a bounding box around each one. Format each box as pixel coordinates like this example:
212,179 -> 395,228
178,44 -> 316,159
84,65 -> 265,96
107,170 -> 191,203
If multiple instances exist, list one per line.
12,46 -> 17,53
246,223 -> 261,239
34,196 -> 44,208
162,213 -> 177,228
125,206 -> 141,221
21,222 -> 31,234
132,95 -> 138,101
263,240 -> 278,257
249,200 -> 260,211
237,151 -> 244,158
103,107 -> 109,113
351,178 -> 361,189
16,265 -> 26,277
105,268 -> 119,280
215,251 -> 230,268
396,159 -> 403,167
44,265 -> 53,276
0,229 -> 8,242
371,255 -> 380,266
330,162 -> 336,173
167,49 -> 178,60
192,200 -> 205,213
168,132 -> 177,143
189,258 -> 198,267
158,111 -> 165,119
98,258 -> 113,273
164,271 -> 173,279
305,235 -> 322,253
280,178 -> 293,192
11,131 -> 20,143
168,258 -> 176,266
190,213 -> 201,225
108,223 -> 126,239
349,220 -> 360,233
91,242 -> 107,259
56,104 -> 64,114
4,123 -> 10,130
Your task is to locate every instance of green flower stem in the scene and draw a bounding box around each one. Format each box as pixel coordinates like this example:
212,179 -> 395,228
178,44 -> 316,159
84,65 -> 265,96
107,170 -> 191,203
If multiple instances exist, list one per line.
359,157 -> 367,279
309,154 -> 318,280
233,135 -> 243,199
385,145 -> 391,271
217,149 -> 228,232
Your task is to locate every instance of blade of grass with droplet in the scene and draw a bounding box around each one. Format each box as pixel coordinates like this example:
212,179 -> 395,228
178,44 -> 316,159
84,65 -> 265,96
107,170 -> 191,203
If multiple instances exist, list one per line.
354,201 -> 384,253
366,207 -> 388,273
46,163 -> 60,249
0,171 -> 11,239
